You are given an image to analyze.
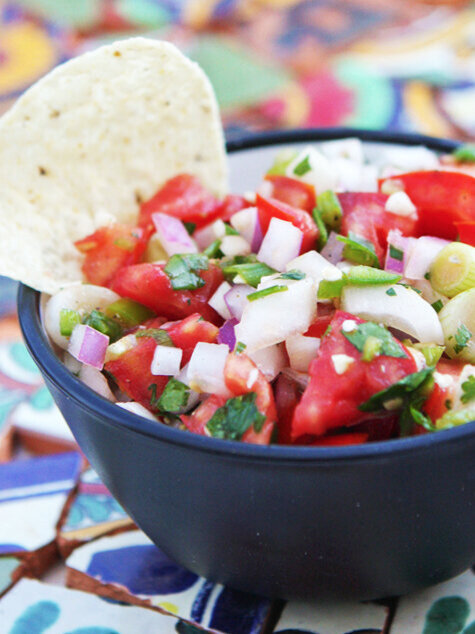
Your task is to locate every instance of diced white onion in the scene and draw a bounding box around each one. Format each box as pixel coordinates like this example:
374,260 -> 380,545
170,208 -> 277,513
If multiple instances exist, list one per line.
286,251 -> 341,286
331,354 -> 355,375
286,146 -> 338,192
175,363 -> 201,412
249,343 -> 286,381
194,219 -> 226,250
286,334 -> 320,373
224,284 -> 254,320
230,207 -> 262,251
150,345 -> 183,376
258,217 -> 303,271
385,191 -> 417,217
79,364 -> 116,401
117,401 -> 158,421
68,324 -> 109,370
320,138 -> 364,163
105,334 -> 137,362
220,235 -> 251,257
404,236 -> 450,280
187,342 -> 232,396
208,281 -> 233,320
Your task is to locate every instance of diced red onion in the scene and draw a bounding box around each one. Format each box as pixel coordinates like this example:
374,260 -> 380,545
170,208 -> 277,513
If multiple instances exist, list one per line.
404,236 -> 450,280
68,324 -> 108,370
281,367 -> 310,390
194,219 -> 225,250
218,318 -> 238,351
258,217 -> 302,271
224,284 -> 254,320
230,207 -> 263,251
320,231 -> 344,264
188,342 -> 232,396
152,212 -> 197,256
150,345 -> 183,376
385,229 -> 413,274
79,364 -> 115,400
209,281 -> 232,320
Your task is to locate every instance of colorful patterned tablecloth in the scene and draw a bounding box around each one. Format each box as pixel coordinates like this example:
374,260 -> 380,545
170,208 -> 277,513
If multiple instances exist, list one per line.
0,1 -> 474,632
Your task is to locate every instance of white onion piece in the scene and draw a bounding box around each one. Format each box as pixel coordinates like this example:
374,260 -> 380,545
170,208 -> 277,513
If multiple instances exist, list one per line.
286,334 -> 320,373
411,278 -> 448,308
320,231 -> 345,265
63,351 -> 82,375
152,212 -> 197,256
220,235 -> 251,257
385,191 -> 417,217
286,251 -> 341,286
105,333 -> 137,363
117,401 -> 158,421
224,284 -> 254,320
249,343 -> 286,381
230,207 -> 263,251
175,363 -> 201,412
385,229 -> 415,275
150,345 -> 182,376
68,324 -> 109,370
45,284 -> 120,349
320,138 -> 364,163
375,145 -> 439,171
235,278 -> 317,352
194,219 -> 226,250
209,281 -> 233,320
404,236 -> 450,280
286,146 -> 338,192
187,342 -> 232,396
341,284 -> 444,344
258,217 -> 302,271
79,364 -> 115,401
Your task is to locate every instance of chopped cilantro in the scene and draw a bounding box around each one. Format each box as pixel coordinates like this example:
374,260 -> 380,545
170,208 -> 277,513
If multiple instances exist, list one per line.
164,253 -> 209,290
336,232 -> 380,268
183,221 -> 196,236
204,239 -> 223,258
224,223 -> 239,236
248,285 -> 288,302
431,299 -> 443,313
235,341 -> 246,354
221,259 -> 276,288
206,392 -> 266,441
136,328 -> 174,346
317,278 -> 345,299
461,375 -> 475,404
361,335 -> 383,362
152,378 -> 190,413
358,368 -> 434,413
454,323 -> 472,355
452,144 -> 475,163
293,155 -> 312,177
445,399 -> 453,410
280,269 -> 306,280
312,207 -> 328,250
424,272 -> 431,280
83,310 -> 123,342
389,245 -> 404,261
342,321 -> 407,359
386,287 -> 396,296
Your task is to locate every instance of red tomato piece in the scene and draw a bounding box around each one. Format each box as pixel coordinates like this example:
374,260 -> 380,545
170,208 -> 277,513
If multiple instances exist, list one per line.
310,432 -> 369,446
422,359 -> 466,423
138,174 -> 222,238
110,262 -> 224,324
380,171 -> 475,240
256,194 -> 318,253
217,194 -> 249,221
291,311 -> 418,438
162,313 -> 219,365
264,175 -> 316,212
273,373 -> 300,444
304,304 -> 335,338
105,336 -> 168,412
75,224 -> 146,287
455,221 -> 475,247
182,395 -> 227,435
339,193 -> 417,264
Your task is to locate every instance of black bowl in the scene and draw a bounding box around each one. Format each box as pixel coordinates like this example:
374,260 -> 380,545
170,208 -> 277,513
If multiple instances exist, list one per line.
18,129 -> 475,601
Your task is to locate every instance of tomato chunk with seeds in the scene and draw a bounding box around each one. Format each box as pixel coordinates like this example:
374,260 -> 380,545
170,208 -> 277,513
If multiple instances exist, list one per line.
75,224 -> 146,287
264,175 -> 316,212
163,313 -> 219,365
256,194 -> 318,253
291,311 -> 418,439
110,262 -> 224,324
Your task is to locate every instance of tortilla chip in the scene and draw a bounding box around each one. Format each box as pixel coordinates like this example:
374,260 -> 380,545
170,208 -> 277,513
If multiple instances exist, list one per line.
0,38 -> 227,294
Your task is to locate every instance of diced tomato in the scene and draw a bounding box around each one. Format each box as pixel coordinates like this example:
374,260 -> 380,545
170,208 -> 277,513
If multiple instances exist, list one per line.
422,359 -> 466,423
217,194 -> 249,221
75,224 -> 147,287
138,174 -> 222,238
380,171 -> 475,240
110,262 -> 224,324
291,311 -> 418,438
339,193 -> 417,264
163,313 -> 219,365
304,304 -> 335,338
182,395 -> 227,435
310,432 -> 369,446
256,194 -> 318,253
455,221 -> 475,247
273,373 -> 300,444
264,175 -> 316,213
105,336 -> 168,412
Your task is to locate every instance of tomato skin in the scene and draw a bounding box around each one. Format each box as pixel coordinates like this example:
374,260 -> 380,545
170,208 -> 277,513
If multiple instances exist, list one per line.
163,313 -> 219,365
291,311 -> 418,438
422,359 -> 466,422
455,221 -> 475,247
380,171 -> 475,240
310,432 -> 369,446
181,395 -> 226,435
273,373 -> 300,444
264,175 -> 316,212
304,304 -> 335,338
138,174 -> 222,238
75,224 -> 146,287
339,193 -> 417,264
110,262 -> 224,324
256,194 -> 318,253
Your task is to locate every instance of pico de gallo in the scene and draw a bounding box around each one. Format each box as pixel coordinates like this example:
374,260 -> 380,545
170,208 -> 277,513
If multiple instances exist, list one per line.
44,139 -> 475,446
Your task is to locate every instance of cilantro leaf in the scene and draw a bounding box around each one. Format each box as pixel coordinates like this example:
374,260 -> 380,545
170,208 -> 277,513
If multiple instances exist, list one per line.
280,269 -> 306,280
336,232 -> 380,268
359,368 -> 434,413
342,322 -> 407,359
206,392 -> 266,441
454,323 -> 472,355
136,328 -> 174,346
83,310 -> 123,343
461,375 -> 475,404
221,260 -> 276,287
164,254 -> 209,291
293,155 -> 312,176
154,378 -> 190,413
389,245 -> 404,261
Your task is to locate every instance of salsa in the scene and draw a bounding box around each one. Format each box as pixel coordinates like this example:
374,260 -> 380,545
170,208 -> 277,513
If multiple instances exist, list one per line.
44,139 -> 475,446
